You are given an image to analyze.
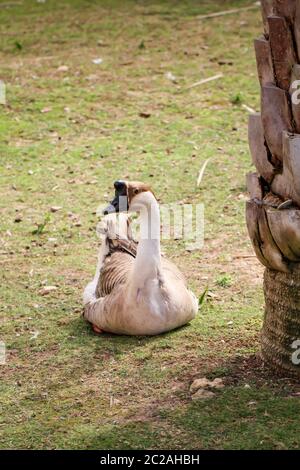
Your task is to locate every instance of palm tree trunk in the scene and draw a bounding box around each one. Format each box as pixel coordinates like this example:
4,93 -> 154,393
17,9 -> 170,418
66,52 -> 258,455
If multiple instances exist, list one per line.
246,0 -> 300,377
262,266 -> 300,376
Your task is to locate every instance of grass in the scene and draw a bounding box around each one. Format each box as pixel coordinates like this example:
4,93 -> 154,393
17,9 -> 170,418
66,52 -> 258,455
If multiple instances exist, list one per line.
1,0 -> 300,450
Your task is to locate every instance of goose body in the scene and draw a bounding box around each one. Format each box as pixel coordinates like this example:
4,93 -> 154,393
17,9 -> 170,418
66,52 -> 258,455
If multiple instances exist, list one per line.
83,181 -> 198,335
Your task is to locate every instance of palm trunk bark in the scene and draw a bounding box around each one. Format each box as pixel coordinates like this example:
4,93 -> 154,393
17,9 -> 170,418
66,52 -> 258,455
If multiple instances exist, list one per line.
246,0 -> 300,377
262,266 -> 300,376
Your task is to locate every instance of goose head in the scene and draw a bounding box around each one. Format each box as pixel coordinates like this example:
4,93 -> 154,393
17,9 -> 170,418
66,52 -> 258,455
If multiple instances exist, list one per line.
103,180 -> 155,214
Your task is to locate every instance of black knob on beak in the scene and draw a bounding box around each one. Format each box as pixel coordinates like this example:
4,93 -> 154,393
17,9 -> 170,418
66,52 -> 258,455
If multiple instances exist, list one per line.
114,180 -> 126,192
102,180 -> 128,215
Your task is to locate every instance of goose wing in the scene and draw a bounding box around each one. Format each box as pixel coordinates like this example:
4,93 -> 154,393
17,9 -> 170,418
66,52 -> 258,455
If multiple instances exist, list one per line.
96,251 -> 135,297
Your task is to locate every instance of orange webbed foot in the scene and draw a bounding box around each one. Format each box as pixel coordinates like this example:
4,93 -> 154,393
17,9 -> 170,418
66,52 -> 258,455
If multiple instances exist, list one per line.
92,324 -> 104,334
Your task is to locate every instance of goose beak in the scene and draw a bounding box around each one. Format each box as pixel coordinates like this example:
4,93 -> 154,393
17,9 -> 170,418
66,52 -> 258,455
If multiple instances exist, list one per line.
103,200 -> 117,215
103,196 -> 128,214
103,194 -> 123,215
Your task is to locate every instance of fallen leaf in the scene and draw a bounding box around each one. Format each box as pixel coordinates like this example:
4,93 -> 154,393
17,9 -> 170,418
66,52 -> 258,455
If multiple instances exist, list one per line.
196,158 -> 211,187
50,206 -> 62,213
242,103 -> 256,114
218,60 -> 233,66
185,73 -> 223,90
139,112 -> 151,118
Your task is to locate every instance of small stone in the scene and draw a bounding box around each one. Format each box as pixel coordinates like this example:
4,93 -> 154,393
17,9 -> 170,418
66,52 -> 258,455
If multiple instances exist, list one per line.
190,377 -> 224,393
86,74 -> 98,81
210,378 -> 225,389
191,389 -> 215,400
165,71 -> 177,82
39,286 -> 57,296
92,58 -> 103,65
190,378 -> 211,393
57,65 -> 69,72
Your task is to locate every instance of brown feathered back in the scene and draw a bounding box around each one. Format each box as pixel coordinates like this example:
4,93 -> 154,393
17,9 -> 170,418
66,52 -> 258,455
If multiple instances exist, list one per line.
96,251 -> 135,297
96,234 -> 137,298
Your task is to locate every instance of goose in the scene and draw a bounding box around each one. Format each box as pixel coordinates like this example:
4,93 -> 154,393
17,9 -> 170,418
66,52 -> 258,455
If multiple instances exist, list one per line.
83,180 -> 198,335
